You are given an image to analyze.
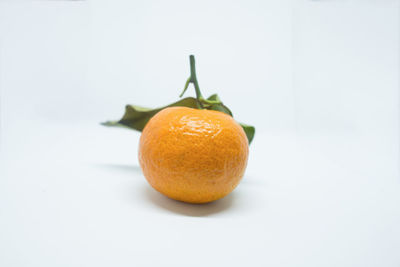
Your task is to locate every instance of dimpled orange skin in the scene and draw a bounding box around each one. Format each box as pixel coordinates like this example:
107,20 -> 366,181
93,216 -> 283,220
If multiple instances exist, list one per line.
138,106 -> 249,204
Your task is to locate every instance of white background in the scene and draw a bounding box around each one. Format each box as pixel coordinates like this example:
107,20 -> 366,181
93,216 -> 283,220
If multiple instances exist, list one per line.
1,0 -> 400,266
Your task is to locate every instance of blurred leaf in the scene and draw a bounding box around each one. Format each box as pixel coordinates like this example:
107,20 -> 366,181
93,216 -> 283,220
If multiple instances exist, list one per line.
208,103 -> 233,116
204,94 -> 233,116
102,97 -> 198,131
206,94 -> 221,102
239,123 -> 255,144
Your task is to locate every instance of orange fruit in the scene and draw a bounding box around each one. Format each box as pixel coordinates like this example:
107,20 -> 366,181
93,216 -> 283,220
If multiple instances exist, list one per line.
138,106 -> 249,204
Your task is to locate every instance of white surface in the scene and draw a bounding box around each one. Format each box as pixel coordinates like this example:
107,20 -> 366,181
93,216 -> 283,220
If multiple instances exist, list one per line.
1,1 -> 400,266
1,122 -> 399,267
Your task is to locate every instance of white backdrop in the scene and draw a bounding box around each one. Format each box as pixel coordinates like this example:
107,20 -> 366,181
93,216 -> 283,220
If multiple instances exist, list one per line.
0,0 -> 399,266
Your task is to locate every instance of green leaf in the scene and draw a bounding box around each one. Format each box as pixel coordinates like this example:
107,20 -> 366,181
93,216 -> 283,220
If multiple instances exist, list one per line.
102,94 -> 255,145
101,97 -> 199,131
208,103 -> 233,116
206,94 -> 221,102
204,94 -> 233,116
239,123 -> 255,144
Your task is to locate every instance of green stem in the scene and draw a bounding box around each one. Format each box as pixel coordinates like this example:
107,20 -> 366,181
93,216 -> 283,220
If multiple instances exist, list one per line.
189,55 -> 203,101
180,55 -> 224,107
179,78 -> 191,98
179,55 -> 204,108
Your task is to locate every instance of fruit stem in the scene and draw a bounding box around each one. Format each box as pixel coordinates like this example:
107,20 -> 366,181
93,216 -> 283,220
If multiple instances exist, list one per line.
180,55 -> 204,108
189,55 -> 204,101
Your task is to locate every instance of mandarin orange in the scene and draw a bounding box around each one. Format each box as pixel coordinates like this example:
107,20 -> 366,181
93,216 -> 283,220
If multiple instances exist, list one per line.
138,106 -> 249,204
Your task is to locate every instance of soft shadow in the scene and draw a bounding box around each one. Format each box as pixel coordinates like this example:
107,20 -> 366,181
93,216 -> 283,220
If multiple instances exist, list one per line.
93,163 -> 142,173
239,176 -> 262,185
143,185 -> 235,217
